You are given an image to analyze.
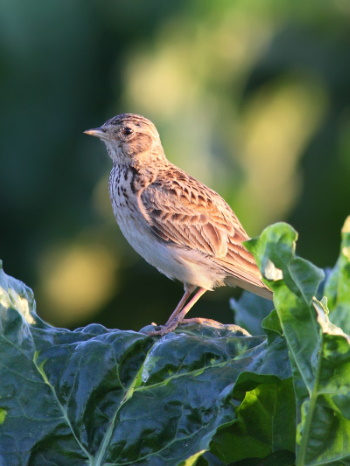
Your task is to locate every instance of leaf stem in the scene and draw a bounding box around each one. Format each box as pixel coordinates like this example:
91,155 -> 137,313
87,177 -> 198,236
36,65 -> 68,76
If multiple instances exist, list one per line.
296,346 -> 321,466
91,355 -> 145,466
33,352 -> 93,462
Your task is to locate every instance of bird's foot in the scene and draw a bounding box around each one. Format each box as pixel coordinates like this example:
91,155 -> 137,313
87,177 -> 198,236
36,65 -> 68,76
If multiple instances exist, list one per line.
146,317 -> 225,336
147,318 -> 181,336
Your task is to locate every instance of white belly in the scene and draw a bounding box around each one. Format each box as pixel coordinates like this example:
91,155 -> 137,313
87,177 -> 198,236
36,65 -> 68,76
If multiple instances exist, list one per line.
109,167 -> 224,290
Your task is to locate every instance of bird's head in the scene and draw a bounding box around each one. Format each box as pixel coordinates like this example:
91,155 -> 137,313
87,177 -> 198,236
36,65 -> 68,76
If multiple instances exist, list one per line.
84,113 -> 165,166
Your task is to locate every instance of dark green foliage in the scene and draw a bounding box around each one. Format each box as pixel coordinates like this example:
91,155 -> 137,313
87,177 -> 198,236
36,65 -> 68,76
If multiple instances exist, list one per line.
1,218 -> 350,465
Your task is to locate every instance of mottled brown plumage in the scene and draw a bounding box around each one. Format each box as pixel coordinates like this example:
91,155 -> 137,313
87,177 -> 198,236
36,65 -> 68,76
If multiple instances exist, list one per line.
85,113 -> 272,335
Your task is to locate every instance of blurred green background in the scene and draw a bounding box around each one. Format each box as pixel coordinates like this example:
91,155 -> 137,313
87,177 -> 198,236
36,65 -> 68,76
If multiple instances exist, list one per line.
1,0 -> 349,331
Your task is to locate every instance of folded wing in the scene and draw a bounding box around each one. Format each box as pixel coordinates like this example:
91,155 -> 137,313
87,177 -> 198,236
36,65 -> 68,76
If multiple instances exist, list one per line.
139,165 -> 272,300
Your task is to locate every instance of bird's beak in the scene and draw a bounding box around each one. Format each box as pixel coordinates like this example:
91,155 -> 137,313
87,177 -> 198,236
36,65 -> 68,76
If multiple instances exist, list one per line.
83,127 -> 106,139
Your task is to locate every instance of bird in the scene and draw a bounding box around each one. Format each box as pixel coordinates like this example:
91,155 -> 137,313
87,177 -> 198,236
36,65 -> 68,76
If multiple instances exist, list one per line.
84,113 -> 272,335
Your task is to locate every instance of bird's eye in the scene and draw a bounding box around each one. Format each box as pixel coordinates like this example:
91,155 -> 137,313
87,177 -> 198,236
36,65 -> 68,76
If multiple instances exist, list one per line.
122,127 -> 133,136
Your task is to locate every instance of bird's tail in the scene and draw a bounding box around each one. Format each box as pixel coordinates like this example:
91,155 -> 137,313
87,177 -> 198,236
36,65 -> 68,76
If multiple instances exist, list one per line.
216,239 -> 273,300
224,274 -> 273,300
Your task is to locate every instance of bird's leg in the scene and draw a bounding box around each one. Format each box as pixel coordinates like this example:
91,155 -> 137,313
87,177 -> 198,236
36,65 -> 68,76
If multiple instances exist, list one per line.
149,285 -> 196,335
174,287 -> 207,324
150,287 -> 207,336
162,285 -> 197,325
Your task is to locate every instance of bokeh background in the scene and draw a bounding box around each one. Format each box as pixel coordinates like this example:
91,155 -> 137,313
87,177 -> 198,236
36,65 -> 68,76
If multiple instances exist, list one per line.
1,0 -> 349,331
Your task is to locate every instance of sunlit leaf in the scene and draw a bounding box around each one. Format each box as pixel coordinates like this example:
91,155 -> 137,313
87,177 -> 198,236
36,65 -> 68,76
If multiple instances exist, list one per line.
324,216 -> 350,334
247,222 -> 350,465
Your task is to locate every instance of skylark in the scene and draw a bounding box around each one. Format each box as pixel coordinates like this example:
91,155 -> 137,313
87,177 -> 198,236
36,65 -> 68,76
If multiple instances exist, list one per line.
84,114 -> 272,335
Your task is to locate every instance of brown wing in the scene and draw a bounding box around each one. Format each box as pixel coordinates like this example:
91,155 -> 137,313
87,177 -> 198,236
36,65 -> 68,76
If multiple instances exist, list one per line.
139,165 -> 248,258
139,165 -> 272,299
141,165 -> 254,258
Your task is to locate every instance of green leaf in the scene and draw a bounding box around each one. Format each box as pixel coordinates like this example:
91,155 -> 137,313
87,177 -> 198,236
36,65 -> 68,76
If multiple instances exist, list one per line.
247,222 -> 350,465
0,262 -> 291,465
7,219 -> 350,465
178,450 -> 207,466
230,292 -> 274,335
324,216 -> 350,334
230,449 -> 295,465
262,309 -> 283,338
210,379 -> 295,464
